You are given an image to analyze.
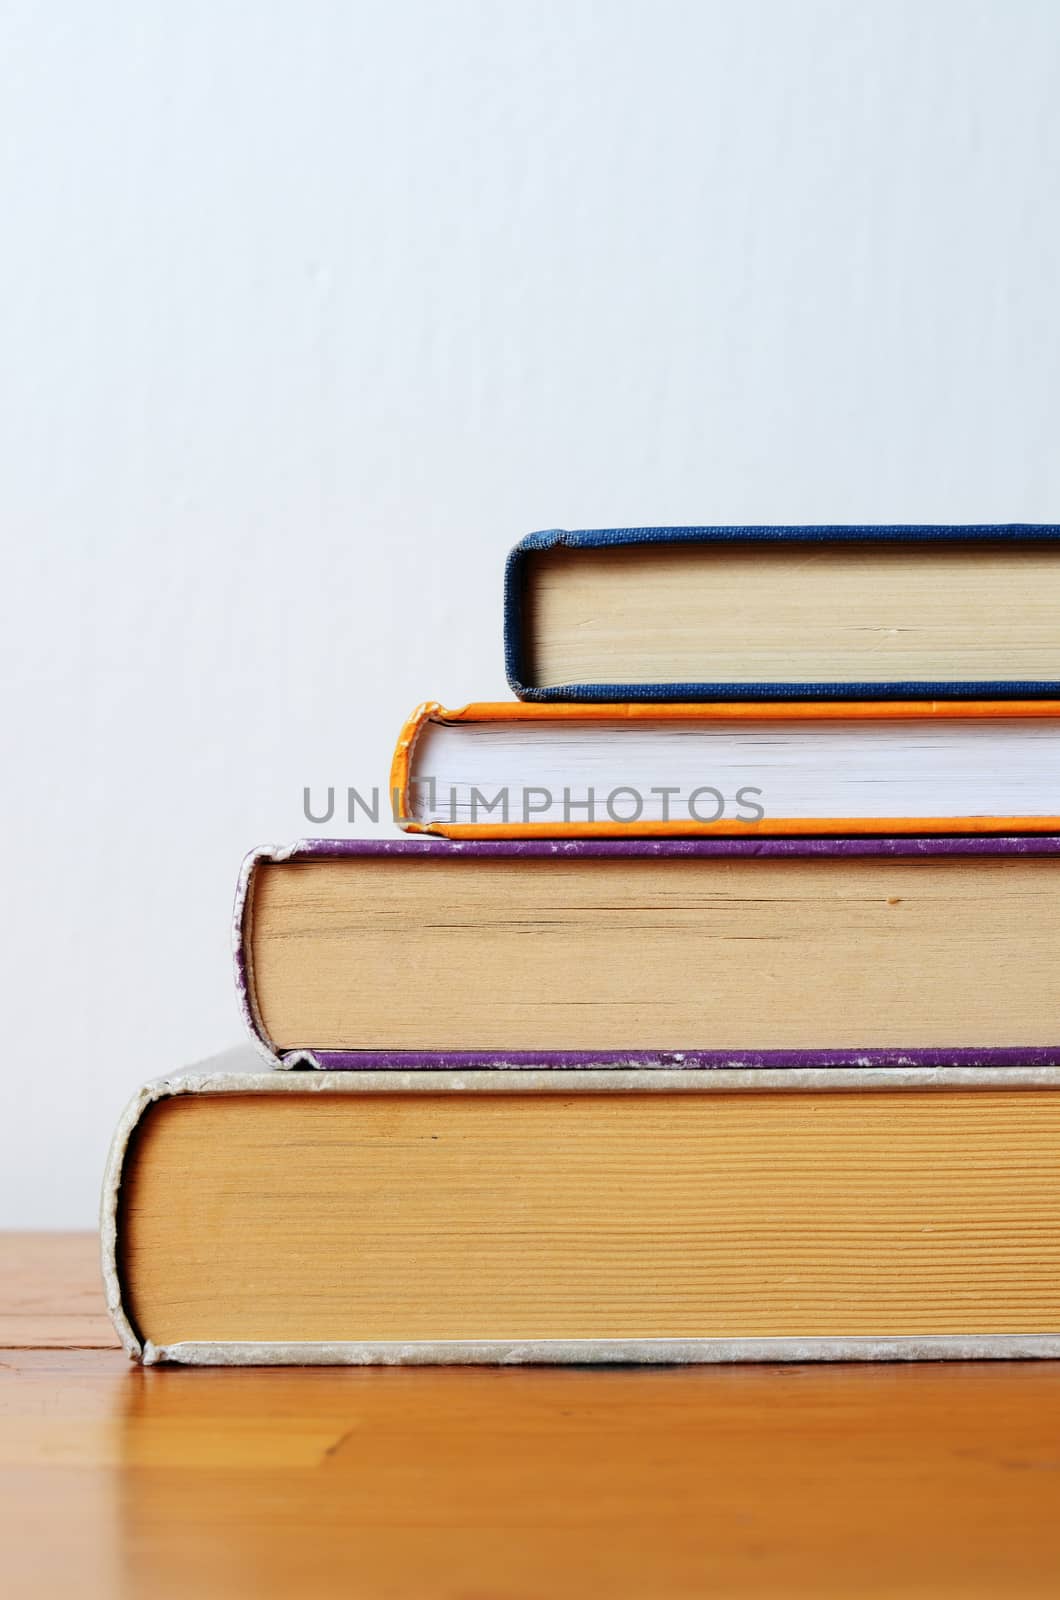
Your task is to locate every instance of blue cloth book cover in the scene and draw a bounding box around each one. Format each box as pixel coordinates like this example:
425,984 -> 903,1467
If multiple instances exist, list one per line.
504,524 -> 1060,701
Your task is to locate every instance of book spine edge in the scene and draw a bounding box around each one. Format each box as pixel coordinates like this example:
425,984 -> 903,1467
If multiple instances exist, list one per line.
391,701 -> 442,835
233,846 -> 320,1070
99,1079 -> 167,1362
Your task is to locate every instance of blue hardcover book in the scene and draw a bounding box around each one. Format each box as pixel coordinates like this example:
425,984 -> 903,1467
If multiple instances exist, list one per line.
504,524 -> 1060,702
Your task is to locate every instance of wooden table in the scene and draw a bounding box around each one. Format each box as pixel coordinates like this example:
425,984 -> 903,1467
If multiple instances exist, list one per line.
3,1234 -> 1060,1598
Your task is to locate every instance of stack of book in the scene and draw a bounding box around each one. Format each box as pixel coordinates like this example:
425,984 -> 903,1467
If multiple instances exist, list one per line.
105,524 -> 1060,1366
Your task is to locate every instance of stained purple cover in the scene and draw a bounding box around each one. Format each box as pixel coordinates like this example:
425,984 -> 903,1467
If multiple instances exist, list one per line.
234,836 -> 1060,1071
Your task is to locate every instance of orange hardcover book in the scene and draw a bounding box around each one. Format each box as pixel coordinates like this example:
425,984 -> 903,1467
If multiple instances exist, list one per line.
392,699 -> 1060,839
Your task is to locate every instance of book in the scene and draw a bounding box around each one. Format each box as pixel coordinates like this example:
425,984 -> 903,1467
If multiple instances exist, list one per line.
393,698 -> 1060,838
103,1047 -> 1060,1365
505,525 -> 1060,702
235,837 -> 1060,1070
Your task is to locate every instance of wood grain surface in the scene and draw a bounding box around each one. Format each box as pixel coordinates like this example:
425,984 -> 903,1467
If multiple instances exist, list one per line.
4,1232 -> 1060,1597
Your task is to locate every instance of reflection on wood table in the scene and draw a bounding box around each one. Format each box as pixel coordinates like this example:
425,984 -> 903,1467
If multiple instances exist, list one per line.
2,1232 -> 1060,1598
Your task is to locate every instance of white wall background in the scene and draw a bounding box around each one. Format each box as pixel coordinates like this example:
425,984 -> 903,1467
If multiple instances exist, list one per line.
3,0 -> 1059,1226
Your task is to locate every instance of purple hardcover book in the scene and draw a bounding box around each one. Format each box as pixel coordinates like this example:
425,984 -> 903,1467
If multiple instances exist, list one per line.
235,836 -> 1060,1070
